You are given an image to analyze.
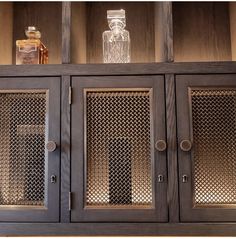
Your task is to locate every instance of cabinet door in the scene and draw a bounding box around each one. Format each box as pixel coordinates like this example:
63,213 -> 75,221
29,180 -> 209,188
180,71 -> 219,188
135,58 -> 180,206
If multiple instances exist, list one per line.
0,77 -> 60,222
176,74 -> 236,222
71,76 -> 167,222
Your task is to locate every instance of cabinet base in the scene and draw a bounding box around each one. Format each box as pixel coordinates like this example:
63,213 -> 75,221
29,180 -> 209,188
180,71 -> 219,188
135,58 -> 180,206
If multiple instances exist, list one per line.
0,223 -> 236,236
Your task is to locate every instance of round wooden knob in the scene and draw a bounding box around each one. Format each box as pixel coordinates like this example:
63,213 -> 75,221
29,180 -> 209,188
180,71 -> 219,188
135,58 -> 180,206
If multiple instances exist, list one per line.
180,140 -> 192,152
155,140 -> 167,152
46,141 -> 57,152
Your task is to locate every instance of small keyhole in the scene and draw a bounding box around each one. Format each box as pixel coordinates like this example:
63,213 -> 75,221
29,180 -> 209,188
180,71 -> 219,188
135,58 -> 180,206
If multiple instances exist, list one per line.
51,175 -> 57,184
182,175 -> 188,183
157,175 -> 164,183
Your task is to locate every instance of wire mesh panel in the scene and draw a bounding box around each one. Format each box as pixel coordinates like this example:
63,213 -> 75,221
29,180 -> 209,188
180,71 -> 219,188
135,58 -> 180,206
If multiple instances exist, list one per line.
0,91 -> 47,206
191,89 -> 236,206
85,90 -> 152,207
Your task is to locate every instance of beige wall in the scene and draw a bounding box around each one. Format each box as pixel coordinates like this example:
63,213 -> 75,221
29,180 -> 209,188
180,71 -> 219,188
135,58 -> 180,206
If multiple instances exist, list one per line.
0,3 -> 13,64
230,3 -> 236,61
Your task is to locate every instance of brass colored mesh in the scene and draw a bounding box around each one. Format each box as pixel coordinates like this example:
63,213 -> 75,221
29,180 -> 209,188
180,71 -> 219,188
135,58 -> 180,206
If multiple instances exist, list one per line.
86,90 -> 152,207
0,92 -> 47,206
191,89 -> 236,206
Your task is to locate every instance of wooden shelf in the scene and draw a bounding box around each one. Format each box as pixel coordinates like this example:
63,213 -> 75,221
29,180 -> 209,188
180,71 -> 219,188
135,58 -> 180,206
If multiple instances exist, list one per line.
70,2 -> 173,64
0,2 -> 62,65
1,2 -> 236,65
173,2 -> 236,62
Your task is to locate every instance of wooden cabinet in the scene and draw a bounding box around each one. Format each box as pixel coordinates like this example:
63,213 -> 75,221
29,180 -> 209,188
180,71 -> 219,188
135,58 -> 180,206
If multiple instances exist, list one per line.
2,2 -> 236,64
0,63 -> 235,235
71,75 -> 167,222
0,0 -> 236,236
0,76 -> 60,222
176,74 -> 236,222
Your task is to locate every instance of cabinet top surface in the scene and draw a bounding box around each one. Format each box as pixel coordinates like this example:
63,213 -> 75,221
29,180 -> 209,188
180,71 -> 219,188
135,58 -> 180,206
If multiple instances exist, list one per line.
0,62 -> 236,76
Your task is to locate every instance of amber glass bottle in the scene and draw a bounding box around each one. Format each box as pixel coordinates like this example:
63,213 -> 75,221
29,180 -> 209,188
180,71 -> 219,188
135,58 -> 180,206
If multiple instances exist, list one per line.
16,26 -> 48,65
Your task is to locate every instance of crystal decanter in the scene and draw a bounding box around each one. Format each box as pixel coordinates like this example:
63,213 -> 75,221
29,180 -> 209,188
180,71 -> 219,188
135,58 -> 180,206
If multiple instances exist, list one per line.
103,9 -> 130,63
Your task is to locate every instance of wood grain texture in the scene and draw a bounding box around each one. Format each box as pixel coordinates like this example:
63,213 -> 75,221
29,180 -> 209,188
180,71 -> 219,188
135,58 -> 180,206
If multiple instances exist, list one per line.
13,2 -> 62,64
165,74 -> 179,222
155,2 -> 173,62
1,223 -> 236,236
86,2 -> 155,63
0,62 -> 236,77
0,3 -> 13,64
173,2 -> 232,62
71,2 -> 86,64
60,76 -> 71,222
62,2 -> 71,64
229,3 -> 236,61
152,75 -> 169,222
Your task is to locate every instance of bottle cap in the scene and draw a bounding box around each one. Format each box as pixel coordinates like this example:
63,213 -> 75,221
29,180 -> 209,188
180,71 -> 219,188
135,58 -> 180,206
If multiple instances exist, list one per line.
107,9 -> 125,20
25,26 -> 41,39
28,26 -> 37,31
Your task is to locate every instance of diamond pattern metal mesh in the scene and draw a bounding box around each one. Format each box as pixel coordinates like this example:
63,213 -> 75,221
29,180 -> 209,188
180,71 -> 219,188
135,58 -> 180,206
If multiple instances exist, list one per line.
86,90 -> 152,207
191,89 -> 236,206
0,91 -> 47,206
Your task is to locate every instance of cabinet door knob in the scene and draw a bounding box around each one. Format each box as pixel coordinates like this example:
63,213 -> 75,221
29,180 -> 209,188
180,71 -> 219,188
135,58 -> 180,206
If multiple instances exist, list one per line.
180,140 -> 192,152
46,141 -> 57,152
155,140 -> 167,152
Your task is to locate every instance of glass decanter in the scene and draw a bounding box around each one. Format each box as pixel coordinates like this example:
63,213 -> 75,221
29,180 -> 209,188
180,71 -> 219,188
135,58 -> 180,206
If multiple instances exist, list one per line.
103,9 -> 130,63
16,26 -> 48,65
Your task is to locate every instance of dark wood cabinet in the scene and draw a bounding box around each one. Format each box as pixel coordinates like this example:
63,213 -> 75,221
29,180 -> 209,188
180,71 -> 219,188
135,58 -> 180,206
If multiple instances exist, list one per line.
0,63 -> 235,235
0,77 -> 60,222
0,0 -> 236,235
71,75 -> 168,222
176,74 -> 236,222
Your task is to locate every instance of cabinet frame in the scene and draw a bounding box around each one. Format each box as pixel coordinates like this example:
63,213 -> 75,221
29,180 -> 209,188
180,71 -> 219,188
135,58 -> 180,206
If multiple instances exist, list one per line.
176,74 -> 236,222
0,76 -> 60,222
0,63 -> 235,235
70,75 -> 168,222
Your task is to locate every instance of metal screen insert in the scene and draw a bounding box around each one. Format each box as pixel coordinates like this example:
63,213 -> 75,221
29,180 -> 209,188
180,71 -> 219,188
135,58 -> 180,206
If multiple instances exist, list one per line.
0,91 -> 47,206
191,89 -> 236,206
85,90 -> 152,207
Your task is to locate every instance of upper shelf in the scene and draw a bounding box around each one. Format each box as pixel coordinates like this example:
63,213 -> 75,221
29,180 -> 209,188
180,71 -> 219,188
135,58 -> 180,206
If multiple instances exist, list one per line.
0,1 -> 236,65
0,2 -> 62,65
69,2 -> 172,64
173,2 -> 236,62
